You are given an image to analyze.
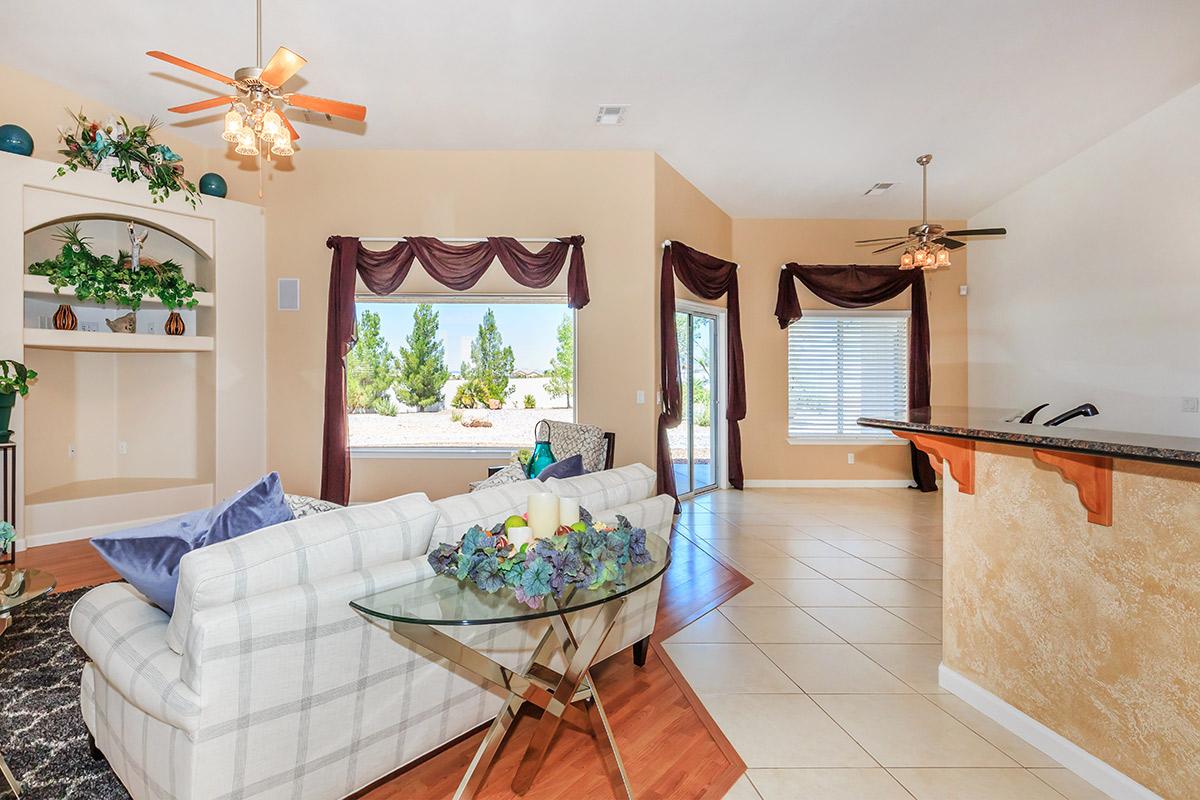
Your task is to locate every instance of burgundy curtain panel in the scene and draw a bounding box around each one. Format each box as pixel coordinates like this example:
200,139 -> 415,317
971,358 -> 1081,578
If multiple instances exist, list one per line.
657,241 -> 747,501
321,235 -> 589,504
775,264 -> 938,492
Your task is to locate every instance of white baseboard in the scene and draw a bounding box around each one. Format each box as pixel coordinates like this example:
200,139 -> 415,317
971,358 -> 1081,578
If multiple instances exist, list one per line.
939,664 -> 1162,800
21,512 -> 182,549
742,479 -> 916,489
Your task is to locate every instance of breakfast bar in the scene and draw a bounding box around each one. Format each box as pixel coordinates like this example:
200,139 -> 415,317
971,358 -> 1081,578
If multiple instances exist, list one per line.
859,407 -> 1200,800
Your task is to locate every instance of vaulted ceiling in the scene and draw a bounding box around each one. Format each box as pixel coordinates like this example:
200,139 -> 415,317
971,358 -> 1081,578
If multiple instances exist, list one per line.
4,0 -> 1199,218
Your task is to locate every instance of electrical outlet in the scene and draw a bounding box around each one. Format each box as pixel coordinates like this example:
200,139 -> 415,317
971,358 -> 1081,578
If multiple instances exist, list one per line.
68,443 -> 76,459
118,441 -> 128,455
1184,397 -> 1199,413
847,452 -> 855,465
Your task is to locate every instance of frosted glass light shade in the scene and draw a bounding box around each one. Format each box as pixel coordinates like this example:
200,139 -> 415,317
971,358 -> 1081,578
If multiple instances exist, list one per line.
222,109 -> 243,143
234,127 -> 259,156
270,129 -> 295,156
259,109 -> 283,142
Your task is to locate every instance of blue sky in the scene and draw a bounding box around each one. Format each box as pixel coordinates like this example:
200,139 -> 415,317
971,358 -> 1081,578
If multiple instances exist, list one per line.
358,301 -> 570,372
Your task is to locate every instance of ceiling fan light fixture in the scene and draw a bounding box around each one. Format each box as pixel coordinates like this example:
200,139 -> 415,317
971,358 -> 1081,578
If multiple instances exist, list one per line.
899,251 -> 915,270
935,247 -> 952,268
270,129 -> 295,157
234,126 -> 260,156
259,109 -> 284,142
222,108 -> 243,142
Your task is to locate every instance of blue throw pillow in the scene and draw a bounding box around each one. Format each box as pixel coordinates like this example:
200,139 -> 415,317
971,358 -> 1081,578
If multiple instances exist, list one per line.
536,454 -> 586,481
91,472 -> 293,614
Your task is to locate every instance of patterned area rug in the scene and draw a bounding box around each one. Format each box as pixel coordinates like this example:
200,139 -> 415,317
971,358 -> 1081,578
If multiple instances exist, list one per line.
0,587 -> 129,799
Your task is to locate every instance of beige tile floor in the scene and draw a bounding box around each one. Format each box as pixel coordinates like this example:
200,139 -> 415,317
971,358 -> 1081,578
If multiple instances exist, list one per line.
662,488 -> 1115,800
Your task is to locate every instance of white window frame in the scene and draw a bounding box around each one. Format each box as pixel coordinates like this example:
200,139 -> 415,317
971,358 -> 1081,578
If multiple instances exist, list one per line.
348,293 -> 577,460
786,308 -> 911,446
675,299 -> 730,491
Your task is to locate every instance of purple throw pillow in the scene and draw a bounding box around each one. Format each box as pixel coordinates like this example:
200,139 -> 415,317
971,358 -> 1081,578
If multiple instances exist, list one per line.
90,472 -> 294,614
536,454 -> 587,481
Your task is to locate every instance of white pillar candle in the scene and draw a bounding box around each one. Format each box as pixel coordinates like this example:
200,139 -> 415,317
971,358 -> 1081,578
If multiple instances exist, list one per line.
558,497 -> 581,527
526,493 -> 560,539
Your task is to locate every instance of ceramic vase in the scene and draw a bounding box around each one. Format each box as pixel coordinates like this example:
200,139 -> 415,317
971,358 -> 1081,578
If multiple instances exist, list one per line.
53,304 -> 77,331
164,311 -> 186,336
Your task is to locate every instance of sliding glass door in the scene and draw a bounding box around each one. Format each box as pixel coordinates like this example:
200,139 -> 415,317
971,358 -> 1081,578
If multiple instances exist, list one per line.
673,308 -> 719,497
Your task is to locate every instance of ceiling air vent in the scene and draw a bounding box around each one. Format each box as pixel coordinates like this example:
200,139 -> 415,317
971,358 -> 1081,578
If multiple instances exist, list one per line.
863,182 -> 896,196
595,105 -> 629,125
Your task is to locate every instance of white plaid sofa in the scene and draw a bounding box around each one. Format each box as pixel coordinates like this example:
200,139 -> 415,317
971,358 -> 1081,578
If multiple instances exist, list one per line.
70,463 -> 671,800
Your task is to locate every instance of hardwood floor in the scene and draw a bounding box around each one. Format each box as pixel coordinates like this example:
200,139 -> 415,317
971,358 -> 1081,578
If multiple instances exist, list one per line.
17,518 -> 751,799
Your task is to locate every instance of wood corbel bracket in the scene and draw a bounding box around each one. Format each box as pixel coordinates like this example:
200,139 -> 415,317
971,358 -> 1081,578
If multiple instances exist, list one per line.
893,432 -> 975,494
1032,450 -> 1113,526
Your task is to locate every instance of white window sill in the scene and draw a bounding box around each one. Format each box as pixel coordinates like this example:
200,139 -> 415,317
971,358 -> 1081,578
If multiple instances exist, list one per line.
350,446 -> 517,460
787,438 -> 909,446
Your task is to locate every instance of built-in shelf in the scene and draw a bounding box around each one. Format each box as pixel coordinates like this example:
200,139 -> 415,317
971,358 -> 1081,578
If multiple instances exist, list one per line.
23,328 -> 214,353
23,274 -> 215,308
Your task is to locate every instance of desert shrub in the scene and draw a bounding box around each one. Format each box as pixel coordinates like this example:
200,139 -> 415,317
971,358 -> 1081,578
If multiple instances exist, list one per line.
450,408 -> 463,423
452,383 -> 478,409
523,394 -> 536,409
371,396 -> 398,417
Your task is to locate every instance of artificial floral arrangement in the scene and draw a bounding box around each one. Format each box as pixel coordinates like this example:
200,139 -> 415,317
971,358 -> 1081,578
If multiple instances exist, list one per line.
428,510 -> 654,609
55,109 -> 201,207
28,224 -> 204,311
0,521 -> 15,555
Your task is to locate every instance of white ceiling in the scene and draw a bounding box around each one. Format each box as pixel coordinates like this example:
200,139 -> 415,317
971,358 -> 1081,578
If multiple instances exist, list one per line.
4,0 -> 1200,218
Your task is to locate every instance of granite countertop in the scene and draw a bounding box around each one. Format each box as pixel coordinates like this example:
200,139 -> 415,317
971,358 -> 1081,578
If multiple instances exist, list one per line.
858,406 -> 1200,468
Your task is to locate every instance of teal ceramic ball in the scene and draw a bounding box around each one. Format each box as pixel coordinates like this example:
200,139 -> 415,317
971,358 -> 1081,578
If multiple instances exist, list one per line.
0,124 -> 33,157
198,172 -> 228,198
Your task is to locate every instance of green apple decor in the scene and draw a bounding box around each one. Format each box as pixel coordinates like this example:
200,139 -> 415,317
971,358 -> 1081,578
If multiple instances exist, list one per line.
0,124 -> 34,156
198,172 -> 228,198
0,360 -> 37,443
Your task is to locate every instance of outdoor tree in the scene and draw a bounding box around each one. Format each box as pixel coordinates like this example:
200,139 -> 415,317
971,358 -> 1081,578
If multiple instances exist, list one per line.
545,313 -> 574,407
461,308 -> 515,404
395,303 -> 450,410
346,309 -> 398,414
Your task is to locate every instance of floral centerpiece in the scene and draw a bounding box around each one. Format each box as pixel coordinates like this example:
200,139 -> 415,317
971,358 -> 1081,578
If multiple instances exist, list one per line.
0,521 -> 15,557
55,109 -> 201,207
428,511 -> 654,609
28,224 -> 204,310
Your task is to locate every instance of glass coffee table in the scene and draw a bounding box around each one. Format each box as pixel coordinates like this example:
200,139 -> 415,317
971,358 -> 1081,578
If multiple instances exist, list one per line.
1,566 -> 56,798
351,534 -> 670,800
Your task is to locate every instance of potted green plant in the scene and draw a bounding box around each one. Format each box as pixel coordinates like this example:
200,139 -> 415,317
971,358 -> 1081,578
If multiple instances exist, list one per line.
0,360 -> 36,443
28,224 -> 204,312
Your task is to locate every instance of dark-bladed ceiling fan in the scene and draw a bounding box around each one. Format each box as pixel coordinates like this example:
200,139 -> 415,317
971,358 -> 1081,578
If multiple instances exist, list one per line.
855,154 -> 1006,270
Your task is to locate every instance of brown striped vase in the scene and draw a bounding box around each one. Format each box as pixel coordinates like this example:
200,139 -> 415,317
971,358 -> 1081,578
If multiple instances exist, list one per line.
53,304 -> 77,331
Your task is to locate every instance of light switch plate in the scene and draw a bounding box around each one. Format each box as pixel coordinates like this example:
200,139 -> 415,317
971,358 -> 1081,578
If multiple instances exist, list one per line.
635,390 -> 645,405
959,285 -> 969,296
1183,397 -> 1199,413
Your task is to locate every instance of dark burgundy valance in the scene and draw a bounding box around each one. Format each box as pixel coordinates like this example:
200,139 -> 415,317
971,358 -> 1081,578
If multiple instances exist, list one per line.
321,235 -> 589,504
657,241 -> 747,502
776,264 -> 937,492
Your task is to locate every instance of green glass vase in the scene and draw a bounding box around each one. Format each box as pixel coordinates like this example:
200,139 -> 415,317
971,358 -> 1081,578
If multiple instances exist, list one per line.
526,421 -> 556,478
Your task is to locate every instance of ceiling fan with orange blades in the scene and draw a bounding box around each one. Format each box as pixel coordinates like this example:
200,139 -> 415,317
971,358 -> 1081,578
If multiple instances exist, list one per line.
147,0 -> 366,159
855,154 -> 1006,270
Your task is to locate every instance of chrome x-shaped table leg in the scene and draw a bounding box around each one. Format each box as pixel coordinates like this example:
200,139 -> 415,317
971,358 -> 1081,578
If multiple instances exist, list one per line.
389,595 -> 632,800
511,596 -> 631,798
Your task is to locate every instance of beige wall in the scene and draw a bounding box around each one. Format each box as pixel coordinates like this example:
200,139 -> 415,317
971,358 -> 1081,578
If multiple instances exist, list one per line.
968,82 -> 1200,437
264,150 -> 659,501
3,63 -> 976,497
944,445 -> 1200,799
731,219 -> 969,483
